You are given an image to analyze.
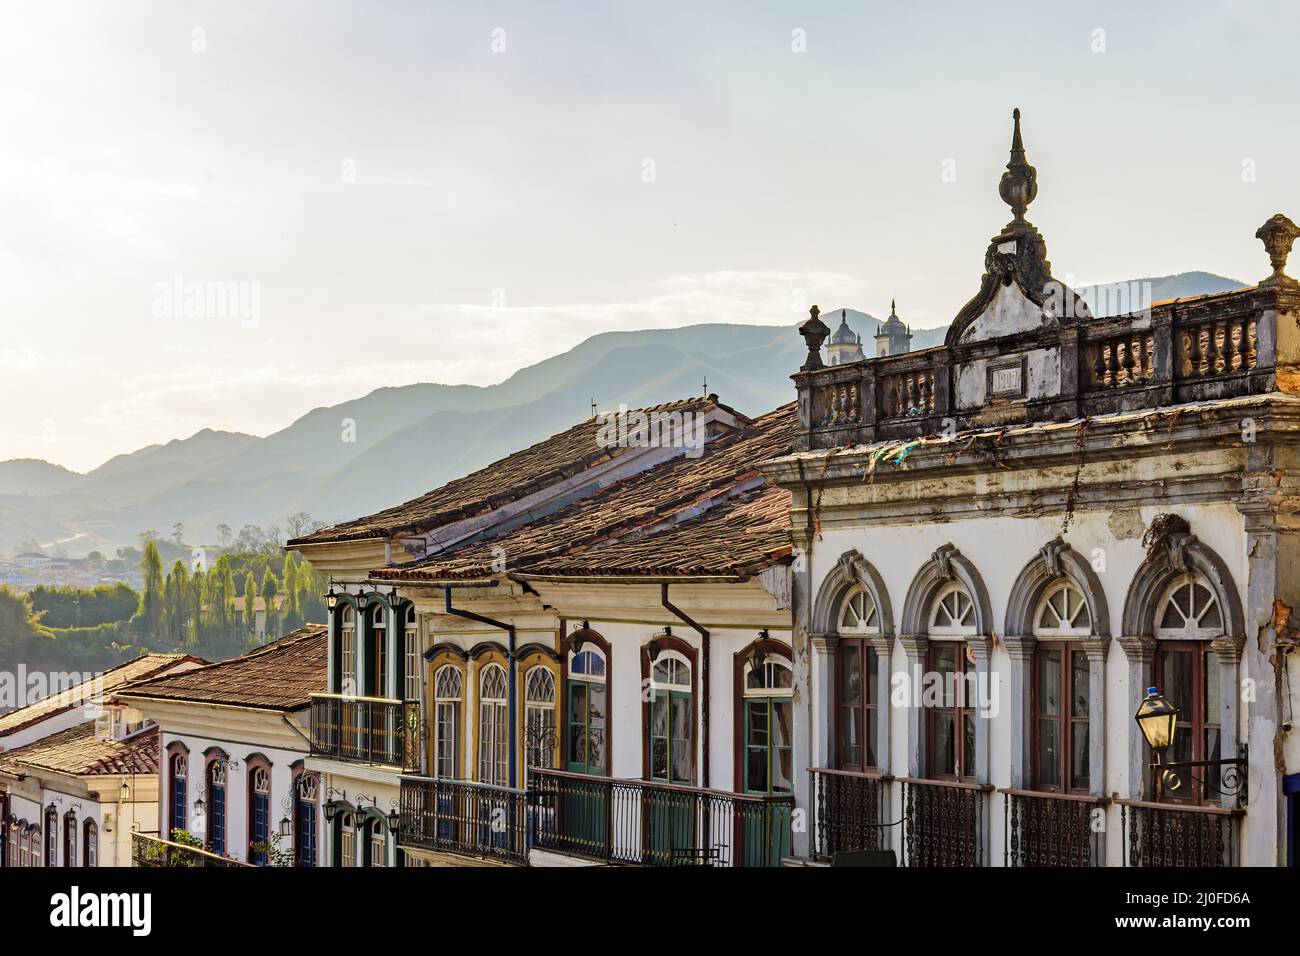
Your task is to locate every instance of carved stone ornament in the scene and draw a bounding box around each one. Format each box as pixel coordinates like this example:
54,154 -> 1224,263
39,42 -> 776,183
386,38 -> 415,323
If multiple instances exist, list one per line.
1256,213 -> 1300,287
798,304 -> 830,371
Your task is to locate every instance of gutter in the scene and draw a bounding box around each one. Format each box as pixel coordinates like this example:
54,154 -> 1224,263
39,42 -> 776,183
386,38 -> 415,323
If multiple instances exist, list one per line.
440,586 -> 519,789
660,583 -> 711,788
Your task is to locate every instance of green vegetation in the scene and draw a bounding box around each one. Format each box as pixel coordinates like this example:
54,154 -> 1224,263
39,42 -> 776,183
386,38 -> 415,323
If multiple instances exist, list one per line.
0,541 -> 328,673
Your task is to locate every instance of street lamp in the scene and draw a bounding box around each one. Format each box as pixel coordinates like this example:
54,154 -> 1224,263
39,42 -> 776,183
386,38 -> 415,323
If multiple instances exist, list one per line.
1134,686 -> 1178,754
326,587 -> 338,612
279,816 -> 292,840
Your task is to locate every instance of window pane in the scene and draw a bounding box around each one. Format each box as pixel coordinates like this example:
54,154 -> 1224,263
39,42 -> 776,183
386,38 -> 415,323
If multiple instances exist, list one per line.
772,701 -> 792,749
1071,651 -> 1090,718
671,694 -> 691,742
865,706 -> 877,768
1204,653 -> 1221,725
866,647 -> 878,706
1071,722 -> 1090,792
963,714 -> 975,779
1036,719 -> 1059,787
840,706 -> 861,767
932,713 -> 955,776
747,747 -> 768,792
1161,650 -> 1193,715
1204,727 -> 1221,797
842,644 -> 861,703
588,686 -> 606,767
1037,649 -> 1060,717
747,701 -> 768,746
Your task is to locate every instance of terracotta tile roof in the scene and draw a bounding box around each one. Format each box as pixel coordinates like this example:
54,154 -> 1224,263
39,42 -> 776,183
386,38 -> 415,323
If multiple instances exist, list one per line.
0,722 -> 160,777
115,624 -> 327,712
289,396 -> 742,546
0,653 -> 200,739
371,403 -> 796,582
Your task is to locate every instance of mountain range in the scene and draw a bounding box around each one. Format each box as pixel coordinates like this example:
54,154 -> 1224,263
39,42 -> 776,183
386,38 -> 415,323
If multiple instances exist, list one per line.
0,271 -> 1245,556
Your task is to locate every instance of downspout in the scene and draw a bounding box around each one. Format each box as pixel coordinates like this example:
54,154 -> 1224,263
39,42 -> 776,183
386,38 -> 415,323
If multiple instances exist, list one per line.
661,583 -> 710,787
442,587 -> 518,789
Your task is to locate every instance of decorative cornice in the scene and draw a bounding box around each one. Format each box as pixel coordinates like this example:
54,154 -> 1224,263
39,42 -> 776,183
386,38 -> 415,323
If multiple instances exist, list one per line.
1001,634 -> 1038,661
1210,636 -> 1246,661
897,634 -> 929,660
964,635 -> 993,661
1078,637 -> 1111,661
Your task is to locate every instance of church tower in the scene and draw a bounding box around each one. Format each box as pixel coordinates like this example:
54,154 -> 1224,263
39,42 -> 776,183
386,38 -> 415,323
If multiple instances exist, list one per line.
874,299 -> 913,357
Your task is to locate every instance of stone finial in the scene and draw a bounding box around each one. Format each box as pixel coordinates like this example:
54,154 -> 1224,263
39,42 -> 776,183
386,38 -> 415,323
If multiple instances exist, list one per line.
998,107 -> 1038,226
798,304 -> 830,371
1255,213 -> 1300,287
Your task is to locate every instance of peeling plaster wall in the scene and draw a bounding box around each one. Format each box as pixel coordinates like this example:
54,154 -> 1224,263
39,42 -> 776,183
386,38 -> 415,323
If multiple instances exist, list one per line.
956,282 -> 1053,344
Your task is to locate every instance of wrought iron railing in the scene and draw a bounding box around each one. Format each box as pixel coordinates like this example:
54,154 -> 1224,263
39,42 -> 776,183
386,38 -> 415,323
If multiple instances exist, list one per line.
1001,789 -> 1106,867
131,832 -> 252,867
810,767 -> 891,859
899,777 -> 992,867
1116,799 -> 1241,867
529,768 -> 793,867
398,776 -> 529,865
309,693 -> 420,771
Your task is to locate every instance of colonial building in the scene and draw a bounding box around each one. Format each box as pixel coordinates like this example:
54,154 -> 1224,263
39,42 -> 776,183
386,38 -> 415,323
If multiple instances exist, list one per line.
0,654 -> 203,868
874,299 -> 912,357
827,310 -> 865,365
760,110 -> 1300,866
116,625 -> 328,866
290,397 -> 797,866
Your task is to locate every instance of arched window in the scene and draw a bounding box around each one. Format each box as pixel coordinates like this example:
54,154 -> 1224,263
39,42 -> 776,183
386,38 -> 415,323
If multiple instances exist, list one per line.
926,584 -> 977,781
63,811 -> 77,868
338,811 -> 356,868
1031,581 -> 1093,793
648,650 -> 693,785
206,759 -> 227,855
83,820 -> 97,868
294,772 -> 318,867
7,819 -> 19,867
478,664 -> 509,786
367,816 -> 387,867
929,583 -> 977,636
248,764 -> 271,865
1154,574 -> 1223,802
403,605 -> 420,702
168,749 -> 188,836
836,585 -> 882,771
339,604 -> 357,695
524,666 -> 557,770
566,643 -> 608,776
26,824 -> 38,868
44,807 -> 57,866
433,665 -> 462,779
742,656 -> 794,794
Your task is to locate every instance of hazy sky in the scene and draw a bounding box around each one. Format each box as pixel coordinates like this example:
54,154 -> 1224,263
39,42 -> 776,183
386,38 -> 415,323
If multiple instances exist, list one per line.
1,1 -> 1297,471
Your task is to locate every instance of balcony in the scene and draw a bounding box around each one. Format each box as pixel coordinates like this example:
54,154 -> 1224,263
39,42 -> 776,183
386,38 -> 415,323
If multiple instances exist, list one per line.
529,768 -> 793,867
809,767 -> 891,860
1116,799 -> 1242,867
397,776 -> 529,866
131,832 -> 252,868
309,693 -> 420,771
793,283 -> 1295,452
1001,789 -> 1107,867
899,777 -> 993,867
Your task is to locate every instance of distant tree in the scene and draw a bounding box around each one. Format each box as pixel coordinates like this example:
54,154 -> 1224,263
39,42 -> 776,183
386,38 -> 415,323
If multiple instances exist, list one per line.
209,555 -> 237,645
138,530 -> 161,551
242,572 -> 258,642
85,550 -> 105,565
0,586 -> 52,661
139,540 -> 165,640
187,569 -> 205,649
281,553 -> 300,631
234,525 -> 264,553
296,559 -> 326,625
285,512 -> 314,540
261,569 -> 280,643
172,523 -> 185,546
216,523 -> 233,549
163,561 -> 189,646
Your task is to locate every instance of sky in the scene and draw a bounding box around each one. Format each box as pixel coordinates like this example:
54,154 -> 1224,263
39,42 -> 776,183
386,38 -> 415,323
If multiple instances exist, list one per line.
0,0 -> 1297,471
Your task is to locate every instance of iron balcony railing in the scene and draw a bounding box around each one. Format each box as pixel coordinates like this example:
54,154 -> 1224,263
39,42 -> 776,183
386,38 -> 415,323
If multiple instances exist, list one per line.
398,776 -> 529,866
529,768 -> 793,867
131,832 -> 252,868
899,777 -> 993,867
1116,799 -> 1242,867
1001,789 -> 1107,867
309,693 -> 420,771
809,767 -> 891,860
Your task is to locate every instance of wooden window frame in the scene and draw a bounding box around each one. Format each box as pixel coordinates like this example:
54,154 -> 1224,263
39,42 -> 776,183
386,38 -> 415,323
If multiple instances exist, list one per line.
734,639 -> 794,795
1030,641 -> 1091,794
246,755 -> 272,865
564,627 -> 611,776
83,819 -> 97,868
1154,639 -> 1220,805
641,637 -> 698,786
925,640 -> 977,782
836,638 -> 879,772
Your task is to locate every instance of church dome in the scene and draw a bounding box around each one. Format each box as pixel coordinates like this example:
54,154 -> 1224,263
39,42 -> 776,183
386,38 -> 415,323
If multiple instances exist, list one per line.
829,310 -> 858,344
876,299 -> 907,336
